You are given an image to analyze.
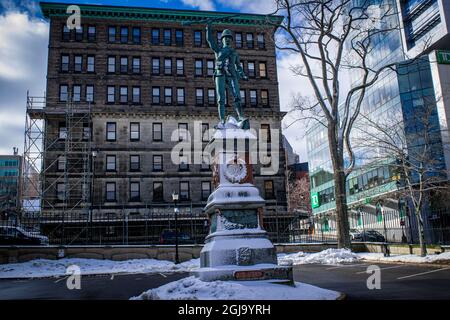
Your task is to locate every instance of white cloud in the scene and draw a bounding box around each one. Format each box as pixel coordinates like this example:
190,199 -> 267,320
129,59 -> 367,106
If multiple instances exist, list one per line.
181,0 -> 216,11
0,11 -> 48,155
216,0 -> 277,14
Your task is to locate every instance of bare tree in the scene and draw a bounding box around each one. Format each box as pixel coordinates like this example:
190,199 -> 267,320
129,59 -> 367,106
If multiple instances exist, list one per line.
266,0 -> 401,248
355,98 -> 449,256
288,170 -> 312,215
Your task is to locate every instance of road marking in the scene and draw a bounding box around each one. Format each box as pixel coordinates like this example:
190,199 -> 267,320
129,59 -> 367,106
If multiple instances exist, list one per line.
110,275 -> 114,280
326,263 -> 368,270
54,275 -> 69,283
397,267 -> 450,280
159,273 -> 167,278
356,265 -> 405,274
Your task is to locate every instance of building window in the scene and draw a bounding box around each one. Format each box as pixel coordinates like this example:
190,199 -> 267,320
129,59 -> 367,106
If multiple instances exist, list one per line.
176,59 -> 184,75
130,155 -> 140,172
59,85 -> 68,102
201,182 -> 211,201
153,182 -> 163,201
57,183 -> 66,201
194,30 -> 202,46
196,88 -> 204,106
261,90 -> 269,106
62,25 -> 70,41
164,58 -> 172,75
120,86 -> 128,103
120,57 -> 128,73
261,124 -> 271,143
106,122 -> 116,141
164,29 -> 171,45
207,89 -> 215,105
106,155 -> 116,171
264,180 -> 274,199
58,124 -> 67,140
86,85 -> 94,102
164,87 -> 172,105
61,54 -> 69,72
108,26 -> 116,43
87,56 -> 95,73
74,55 -> 82,72
107,86 -> 115,103
248,62 -> 255,78
130,122 -> 140,141
106,182 -> 116,202
179,151 -> 189,171
130,182 -> 140,201
178,123 -> 188,141
132,87 -> 141,104
240,90 -> 246,107
207,60 -> 214,76
72,85 -> 81,102
259,62 -> 267,78
108,56 -> 116,73
83,124 -> 91,141
88,26 -> 96,41
235,32 -> 242,48
202,123 -> 209,142
120,27 -> 128,43
246,33 -> 254,49
177,88 -> 185,105
75,26 -> 83,41
152,87 -> 160,104
153,155 -> 163,171
132,57 -> 141,73
250,90 -> 257,106
153,123 -> 162,141
152,58 -> 160,75
195,59 -> 203,76
151,29 -> 159,44
180,182 -> 190,200
132,27 -> 141,44
216,30 -> 222,46
257,34 -> 265,49
175,29 -> 183,46
57,156 -> 66,171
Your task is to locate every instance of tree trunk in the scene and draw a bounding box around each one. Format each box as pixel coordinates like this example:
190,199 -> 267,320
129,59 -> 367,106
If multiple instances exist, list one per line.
329,127 -> 351,249
415,208 -> 427,257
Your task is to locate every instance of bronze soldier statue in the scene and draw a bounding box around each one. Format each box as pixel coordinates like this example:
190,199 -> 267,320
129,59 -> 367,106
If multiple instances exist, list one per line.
205,22 -> 249,129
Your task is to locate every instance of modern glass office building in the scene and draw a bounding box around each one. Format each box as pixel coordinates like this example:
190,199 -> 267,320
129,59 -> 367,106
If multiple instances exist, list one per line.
307,0 -> 450,218
0,152 -> 22,218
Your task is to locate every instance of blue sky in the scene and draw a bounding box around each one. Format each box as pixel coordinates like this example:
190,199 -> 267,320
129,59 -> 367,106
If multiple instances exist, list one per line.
0,0 -> 307,159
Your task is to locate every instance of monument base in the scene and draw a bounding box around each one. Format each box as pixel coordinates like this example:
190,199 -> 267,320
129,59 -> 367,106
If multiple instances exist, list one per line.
192,264 -> 293,285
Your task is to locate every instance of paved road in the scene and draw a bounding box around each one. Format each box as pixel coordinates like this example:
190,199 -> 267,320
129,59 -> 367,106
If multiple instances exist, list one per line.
0,262 -> 449,300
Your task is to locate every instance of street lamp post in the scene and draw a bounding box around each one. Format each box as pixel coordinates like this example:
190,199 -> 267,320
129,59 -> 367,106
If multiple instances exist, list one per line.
90,150 -> 97,243
172,191 -> 180,264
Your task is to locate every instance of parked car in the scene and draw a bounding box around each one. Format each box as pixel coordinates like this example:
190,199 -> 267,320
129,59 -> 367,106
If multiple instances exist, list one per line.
0,226 -> 49,245
349,229 -> 363,240
159,229 -> 193,244
352,230 -> 386,242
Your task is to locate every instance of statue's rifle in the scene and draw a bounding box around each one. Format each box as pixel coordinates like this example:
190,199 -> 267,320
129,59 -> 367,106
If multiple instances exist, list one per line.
181,14 -> 243,26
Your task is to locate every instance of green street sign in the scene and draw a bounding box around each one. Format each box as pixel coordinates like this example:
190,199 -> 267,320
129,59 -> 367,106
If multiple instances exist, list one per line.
437,51 -> 450,64
311,192 -> 320,209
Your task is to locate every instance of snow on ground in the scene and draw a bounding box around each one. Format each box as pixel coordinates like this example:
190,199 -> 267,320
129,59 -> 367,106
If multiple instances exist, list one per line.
0,258 -> 200,279
278,248 -> 361,265
356,252 -> 450,264
131,276 -> 341,300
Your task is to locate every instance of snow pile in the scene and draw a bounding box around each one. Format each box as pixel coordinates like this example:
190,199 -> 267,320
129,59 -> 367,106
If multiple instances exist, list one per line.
0,258 -> 200,279
132,276 -> 341,300
357,252 -> 450,264
278,248 -> 361,266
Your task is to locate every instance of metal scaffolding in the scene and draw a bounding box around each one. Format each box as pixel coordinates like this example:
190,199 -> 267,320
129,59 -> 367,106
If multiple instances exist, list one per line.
22,93 -> 93,231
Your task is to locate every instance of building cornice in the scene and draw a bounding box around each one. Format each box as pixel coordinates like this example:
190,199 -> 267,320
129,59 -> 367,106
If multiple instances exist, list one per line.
39,2 -> 284,27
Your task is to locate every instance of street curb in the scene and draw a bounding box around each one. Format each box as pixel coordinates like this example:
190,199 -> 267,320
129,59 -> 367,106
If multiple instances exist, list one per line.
336,292 -> 347,300
361,258 -> 450,268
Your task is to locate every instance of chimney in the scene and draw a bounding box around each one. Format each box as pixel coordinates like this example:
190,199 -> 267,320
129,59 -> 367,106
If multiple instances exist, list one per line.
13,147 -> 18,156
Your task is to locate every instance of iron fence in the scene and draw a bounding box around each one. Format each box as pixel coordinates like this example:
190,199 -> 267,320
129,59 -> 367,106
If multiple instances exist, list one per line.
1,207 -> 450,245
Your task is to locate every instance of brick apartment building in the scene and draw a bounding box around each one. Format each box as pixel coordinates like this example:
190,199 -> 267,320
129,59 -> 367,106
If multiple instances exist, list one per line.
27,2 -> 289,244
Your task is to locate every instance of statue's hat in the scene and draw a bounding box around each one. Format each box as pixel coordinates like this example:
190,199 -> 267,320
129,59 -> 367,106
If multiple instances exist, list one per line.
221,29 -> 233,40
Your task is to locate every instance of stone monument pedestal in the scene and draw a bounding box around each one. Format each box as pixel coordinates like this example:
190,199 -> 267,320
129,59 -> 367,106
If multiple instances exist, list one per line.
192,118 -> 293,284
